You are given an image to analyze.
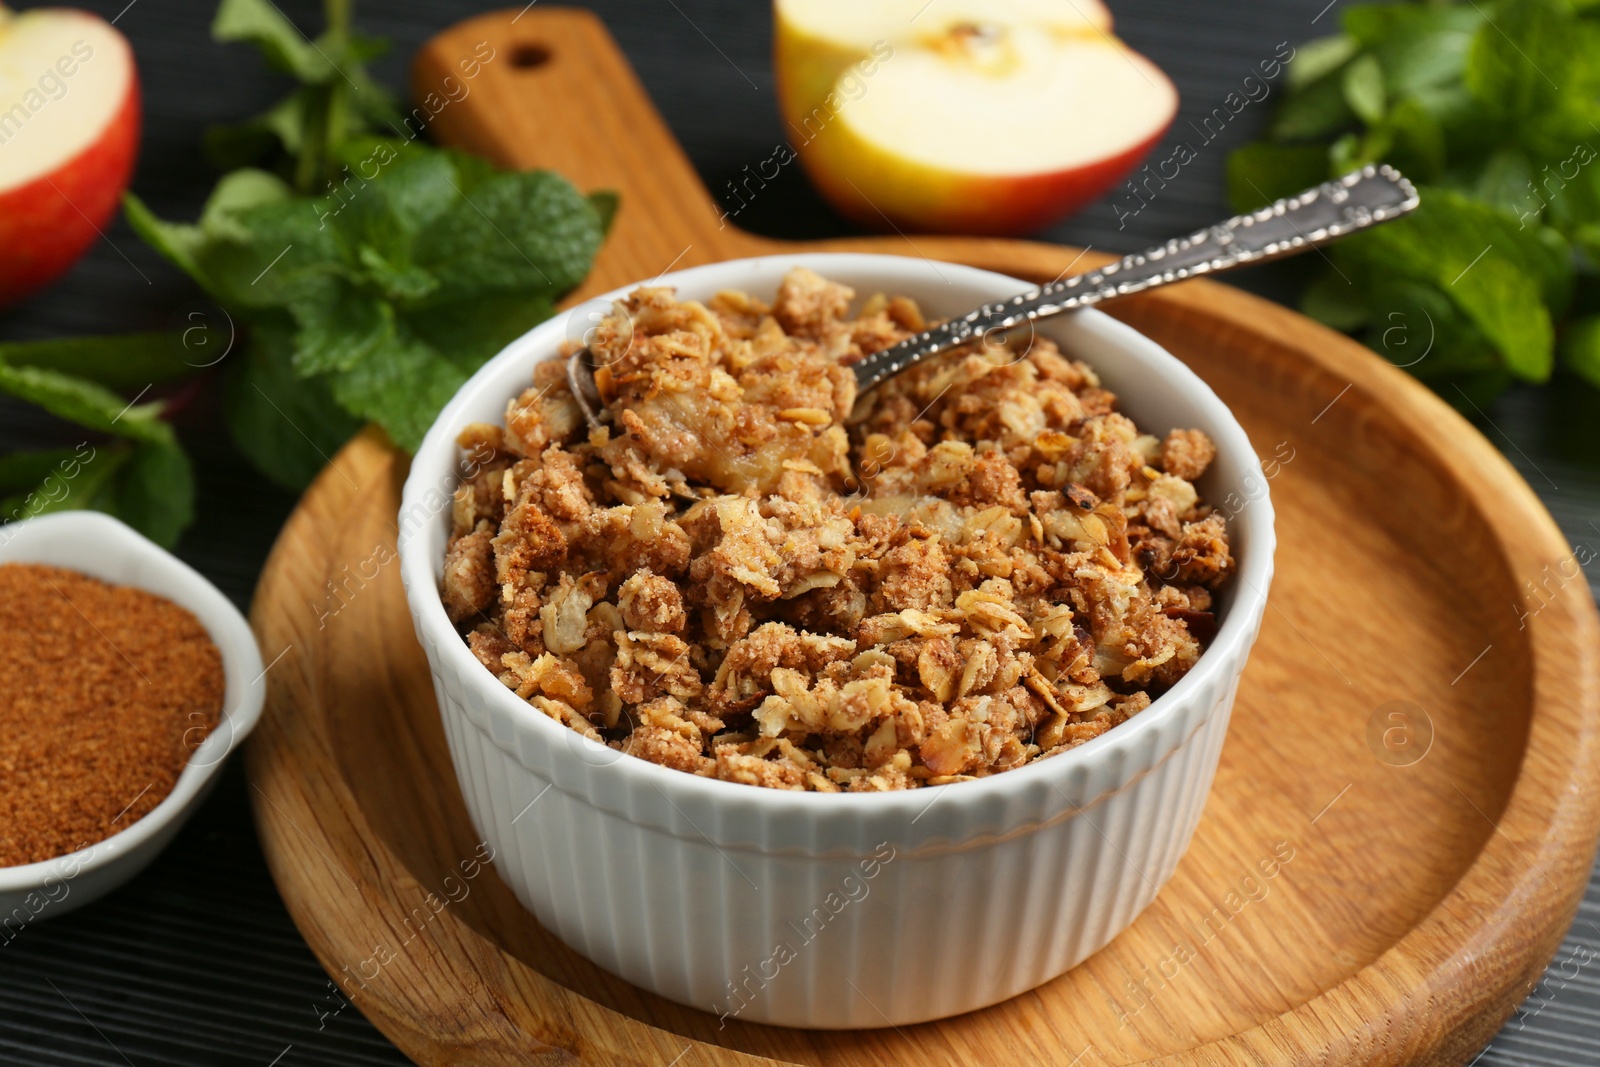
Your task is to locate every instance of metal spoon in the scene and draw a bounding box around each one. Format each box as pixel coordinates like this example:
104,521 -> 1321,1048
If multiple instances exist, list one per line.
567,163 -> 1418,430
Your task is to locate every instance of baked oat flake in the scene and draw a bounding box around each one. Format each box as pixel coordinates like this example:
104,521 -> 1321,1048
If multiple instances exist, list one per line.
441,268 -> 1233,791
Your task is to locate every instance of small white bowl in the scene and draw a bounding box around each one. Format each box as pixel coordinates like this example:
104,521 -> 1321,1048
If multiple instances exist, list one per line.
399,253 -> 1276,1028
0,510 -> 265,922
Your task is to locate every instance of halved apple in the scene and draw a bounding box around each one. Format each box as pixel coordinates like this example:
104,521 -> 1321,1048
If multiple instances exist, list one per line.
775,0 -> 1176,235
0,4 -> 140,308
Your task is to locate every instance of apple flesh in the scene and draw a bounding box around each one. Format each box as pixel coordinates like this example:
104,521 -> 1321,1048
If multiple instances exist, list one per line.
775,2 -> 1176,235
0,5 -> 140,308
776,0 -> 1113,139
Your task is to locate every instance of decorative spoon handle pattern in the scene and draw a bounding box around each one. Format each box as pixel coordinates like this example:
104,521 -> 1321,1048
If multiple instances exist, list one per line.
850,163 -> 1420,393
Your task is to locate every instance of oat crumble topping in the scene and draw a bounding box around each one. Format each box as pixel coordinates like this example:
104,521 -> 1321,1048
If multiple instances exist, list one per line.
442,268 -> 1233,791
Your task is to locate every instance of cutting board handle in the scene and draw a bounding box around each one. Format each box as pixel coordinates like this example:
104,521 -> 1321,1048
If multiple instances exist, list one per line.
412,7 -> 755,291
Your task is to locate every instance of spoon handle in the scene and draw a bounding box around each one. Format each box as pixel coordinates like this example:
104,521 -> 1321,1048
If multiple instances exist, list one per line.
851,163 -> 1419,393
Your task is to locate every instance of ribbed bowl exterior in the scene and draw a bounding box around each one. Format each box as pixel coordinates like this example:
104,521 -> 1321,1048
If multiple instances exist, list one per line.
418,589 -> 1259,1029
400,253 -> 1276,1029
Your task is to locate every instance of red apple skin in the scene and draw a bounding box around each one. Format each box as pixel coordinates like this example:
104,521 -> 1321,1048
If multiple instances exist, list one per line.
795,111 -> 1174,236
0,69 -> 140,308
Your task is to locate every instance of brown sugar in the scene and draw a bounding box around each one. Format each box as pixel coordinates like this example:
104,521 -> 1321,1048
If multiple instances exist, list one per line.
0,563 -> 225,866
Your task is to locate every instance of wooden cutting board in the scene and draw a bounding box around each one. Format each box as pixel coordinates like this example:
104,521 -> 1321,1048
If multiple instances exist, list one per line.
245,8 -> 1600,1065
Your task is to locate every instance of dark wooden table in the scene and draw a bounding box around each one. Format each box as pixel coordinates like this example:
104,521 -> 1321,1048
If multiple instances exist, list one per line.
3,2 -> 1597,1063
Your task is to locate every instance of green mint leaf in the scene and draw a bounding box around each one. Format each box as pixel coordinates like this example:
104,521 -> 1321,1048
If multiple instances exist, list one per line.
323,140 -> 455,237
412,170 -> 607,303
201,168 -> 297,237
1299,269 -> 1370,332
0,448 -> 84,495
108,437 -> 195,550
128,123 -> 609,470
1370,187 -> 1572,309
1360,6 -> 1483,98
1341,3 -> 1414,47
192,197 -> 341,309
259,87 -> 315,153
1575,222 -> 1600,264
1464,0 -> 1576,117
1474,150 -> 1537,215
0,363 -> 174,443
1561,315 -> 1600,389
1226,142 -> 1329,212
1438,259 -> 1554,381
212,0 -> 328,83
1413,76 -> 1482,120
206,88 -> 317,169
1241,0 -> 1600,408
354,293 -> 560,449
260,89 -> 316,153
1270,74 -> 1356,141
405,290 -> 557,372
327,43 -> 398,131
1535,142 -> 1600,233
1401,82 -> 1487,158
433,143 -> 501,195
345,32 -> 389,63
209,0 -> 397,193
1342,54 -> 1387,124
0,444 -> 130,527
1365,97 -> 1447,181
125,170 -> 298,298
355,245 -> 438,302
289,280 -> 396,374
1364,277 -> 1503,379
4,438 -> 195,550
324,327 -> 467,452
1329,131 -> 1366,174
1338,188 -> 1572,382
125,192 -> 206,282
1287,35 -> 1358,92
588,190 -> 621,235
225,318 -> 363,491
0,333 -> 200,391
322,73 -> 356,156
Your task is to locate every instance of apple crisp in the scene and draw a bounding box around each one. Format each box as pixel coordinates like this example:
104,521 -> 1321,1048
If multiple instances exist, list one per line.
442,268 -> 1233,791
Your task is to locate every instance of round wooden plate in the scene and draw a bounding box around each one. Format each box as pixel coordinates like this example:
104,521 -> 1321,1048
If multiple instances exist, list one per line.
246,10 -> 1600,1065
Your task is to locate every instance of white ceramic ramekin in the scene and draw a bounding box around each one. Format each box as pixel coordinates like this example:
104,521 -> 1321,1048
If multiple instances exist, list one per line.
399,253 -> 1275,1029
0,511 -> 266,923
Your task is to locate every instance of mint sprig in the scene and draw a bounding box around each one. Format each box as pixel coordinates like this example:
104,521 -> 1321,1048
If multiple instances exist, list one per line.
205,0 -> 398,195
0,0 -> 613,547
1229,0 -> 1600,405
0,359 -> 194,547
126,141 -> 609,453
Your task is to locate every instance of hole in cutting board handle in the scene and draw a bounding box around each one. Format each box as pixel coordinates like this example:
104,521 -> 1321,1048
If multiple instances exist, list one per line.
510,43 -> 551,69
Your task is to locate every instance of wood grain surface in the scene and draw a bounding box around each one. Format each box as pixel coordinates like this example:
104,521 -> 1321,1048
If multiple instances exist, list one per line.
245,9 -> 1600,1065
